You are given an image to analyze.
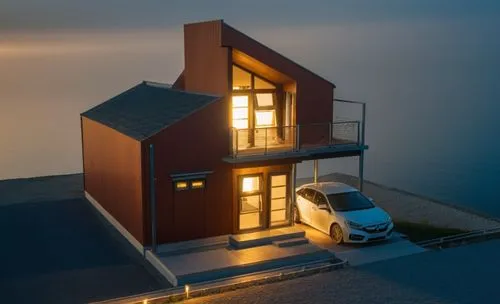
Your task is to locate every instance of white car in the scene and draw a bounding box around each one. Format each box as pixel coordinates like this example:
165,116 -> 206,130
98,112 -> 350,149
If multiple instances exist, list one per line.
294,182 -> 393,244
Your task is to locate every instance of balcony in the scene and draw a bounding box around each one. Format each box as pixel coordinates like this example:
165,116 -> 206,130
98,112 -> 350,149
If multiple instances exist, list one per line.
229,121 -> 364,160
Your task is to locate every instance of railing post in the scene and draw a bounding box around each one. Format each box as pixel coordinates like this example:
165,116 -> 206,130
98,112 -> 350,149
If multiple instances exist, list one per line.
357,121 -> 361,146
329,122 -> 333,145
296,125 -> 300,151
361,103 -> 366,146
264,127 -> 268,155
235,129 -> 239,158
229,128 -> 233,157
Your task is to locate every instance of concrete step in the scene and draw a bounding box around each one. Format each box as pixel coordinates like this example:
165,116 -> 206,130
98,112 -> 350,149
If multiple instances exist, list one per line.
229,227 -> 306,249
273,237 -> 309,248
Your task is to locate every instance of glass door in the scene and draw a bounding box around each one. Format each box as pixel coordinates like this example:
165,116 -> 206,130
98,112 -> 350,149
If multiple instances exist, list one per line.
269,174 -> 289,227
238,175 -> 263,230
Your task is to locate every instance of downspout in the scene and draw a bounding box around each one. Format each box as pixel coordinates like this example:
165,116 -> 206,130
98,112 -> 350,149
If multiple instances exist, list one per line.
149,144 -> 157,253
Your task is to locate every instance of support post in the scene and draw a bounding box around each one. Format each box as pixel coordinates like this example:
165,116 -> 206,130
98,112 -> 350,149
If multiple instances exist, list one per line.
313,159 -> 319,184
149,144 -> 157,253
359,151 -> 364,192
291,163 -> 297,226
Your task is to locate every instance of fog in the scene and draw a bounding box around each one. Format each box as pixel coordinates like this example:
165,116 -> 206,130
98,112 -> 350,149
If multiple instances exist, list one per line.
1,6 -> 499,214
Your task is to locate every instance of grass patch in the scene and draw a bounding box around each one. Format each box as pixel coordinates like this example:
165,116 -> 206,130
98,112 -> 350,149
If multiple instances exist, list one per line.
394,221 -> 467,242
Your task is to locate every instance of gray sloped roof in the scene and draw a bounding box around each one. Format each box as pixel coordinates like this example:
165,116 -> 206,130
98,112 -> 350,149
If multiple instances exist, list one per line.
81,81 -> 220,141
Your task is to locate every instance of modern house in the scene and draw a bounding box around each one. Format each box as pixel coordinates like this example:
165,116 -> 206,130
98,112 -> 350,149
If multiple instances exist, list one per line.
81,20 -> 367,252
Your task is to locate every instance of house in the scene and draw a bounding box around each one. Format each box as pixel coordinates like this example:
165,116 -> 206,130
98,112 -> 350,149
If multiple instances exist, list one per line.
81,20 -> 367,251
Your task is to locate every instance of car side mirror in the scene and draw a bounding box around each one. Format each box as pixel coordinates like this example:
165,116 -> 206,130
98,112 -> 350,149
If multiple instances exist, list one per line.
318,204 -> 330,212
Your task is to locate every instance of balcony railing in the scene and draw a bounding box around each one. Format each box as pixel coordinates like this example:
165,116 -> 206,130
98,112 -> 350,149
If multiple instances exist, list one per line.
230,121 -> 362,158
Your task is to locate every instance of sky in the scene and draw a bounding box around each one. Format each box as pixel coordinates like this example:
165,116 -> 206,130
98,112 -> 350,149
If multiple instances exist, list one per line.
1,0 -> 500,213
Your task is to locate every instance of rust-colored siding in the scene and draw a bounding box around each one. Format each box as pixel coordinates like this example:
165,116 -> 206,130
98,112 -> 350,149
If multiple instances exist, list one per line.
81,117 -> 145,244
142,97 -> 232,244
184,20 -> 230,96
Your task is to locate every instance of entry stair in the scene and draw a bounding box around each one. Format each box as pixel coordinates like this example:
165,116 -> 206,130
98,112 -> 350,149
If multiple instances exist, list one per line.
153,226 -> 339,286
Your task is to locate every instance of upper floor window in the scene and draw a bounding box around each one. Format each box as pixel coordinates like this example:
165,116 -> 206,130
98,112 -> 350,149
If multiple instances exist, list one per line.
232,65 -> 276,91
233,65 -> 251,90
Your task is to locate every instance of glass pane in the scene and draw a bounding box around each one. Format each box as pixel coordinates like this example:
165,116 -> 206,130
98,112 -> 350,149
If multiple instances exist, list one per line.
255,110 -> 275,127
191,180 -> 204,189
241,195 -> 261,212
240,213 -> 260,230
232,108 -> 248,120
256,93 -> 274,107
232,95 -> 249,107
255,76 -> 275,89
272,186 -> 286,199
242,176 -> 260,193
175,181 -> 188,190
233,65 -> 251,90
272,175 -> 287,187
233,119 -> 248,129
271,210 -> 286,223
271,198 -> 286,210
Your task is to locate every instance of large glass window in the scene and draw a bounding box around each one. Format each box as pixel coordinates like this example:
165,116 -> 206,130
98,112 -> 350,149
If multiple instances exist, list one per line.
255,110 -> 275,128
233,65 -> 251,90
232,95 -> 249,129
239,175 -> 262,230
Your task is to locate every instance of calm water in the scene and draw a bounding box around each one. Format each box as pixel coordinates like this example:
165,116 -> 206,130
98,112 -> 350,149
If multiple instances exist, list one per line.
1,16 -> 499,216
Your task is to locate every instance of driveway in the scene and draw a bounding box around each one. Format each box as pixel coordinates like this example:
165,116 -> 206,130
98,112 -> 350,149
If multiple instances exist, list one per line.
296,223 -> 426,266
0,174 -> 168,304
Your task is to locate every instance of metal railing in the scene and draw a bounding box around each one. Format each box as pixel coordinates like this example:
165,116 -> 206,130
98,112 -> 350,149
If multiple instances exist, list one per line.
230,121 -> 361,158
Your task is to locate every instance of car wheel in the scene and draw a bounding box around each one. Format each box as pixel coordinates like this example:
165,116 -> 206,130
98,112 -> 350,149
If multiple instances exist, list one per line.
330,224 -> 344,244
293,206 -> 301,223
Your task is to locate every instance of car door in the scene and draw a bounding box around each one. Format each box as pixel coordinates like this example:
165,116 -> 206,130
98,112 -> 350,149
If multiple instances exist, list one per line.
296,188 -> 315,224
311,191 -> 332,234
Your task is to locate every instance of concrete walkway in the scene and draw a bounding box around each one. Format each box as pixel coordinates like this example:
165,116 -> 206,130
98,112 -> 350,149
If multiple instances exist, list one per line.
298,173 -> 500,231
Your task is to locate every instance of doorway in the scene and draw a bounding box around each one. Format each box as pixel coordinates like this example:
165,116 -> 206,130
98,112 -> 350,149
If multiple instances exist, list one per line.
237,171 -> 291,231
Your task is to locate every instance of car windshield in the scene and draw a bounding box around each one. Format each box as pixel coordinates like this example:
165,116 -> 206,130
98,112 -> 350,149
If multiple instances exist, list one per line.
326,191 -> 374,212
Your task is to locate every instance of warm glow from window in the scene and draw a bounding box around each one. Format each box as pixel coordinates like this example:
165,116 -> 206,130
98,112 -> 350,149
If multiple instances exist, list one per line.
232,65 -> 251,90
242,176 -> 259,193
232,95 -> 249,129
175,181 -> 188,190
256,93 -> 274,107
232,108 -> 248,120
254,76 -> 275,89
255,110 -> 275,127
232,95 -> 248,107
191,180 -> 205,189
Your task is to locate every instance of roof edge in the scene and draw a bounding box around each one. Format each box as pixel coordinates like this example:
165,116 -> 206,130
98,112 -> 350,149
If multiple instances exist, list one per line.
221,21 -> 336,88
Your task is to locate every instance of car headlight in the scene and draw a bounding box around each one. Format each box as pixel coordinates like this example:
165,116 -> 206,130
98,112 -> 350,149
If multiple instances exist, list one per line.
345,220 -> 363,229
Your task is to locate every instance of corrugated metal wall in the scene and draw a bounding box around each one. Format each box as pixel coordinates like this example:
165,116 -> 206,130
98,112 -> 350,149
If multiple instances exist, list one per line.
81,117 -> 145,244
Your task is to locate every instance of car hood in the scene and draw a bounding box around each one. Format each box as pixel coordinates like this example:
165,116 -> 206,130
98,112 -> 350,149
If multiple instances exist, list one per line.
338,207 -> 390,226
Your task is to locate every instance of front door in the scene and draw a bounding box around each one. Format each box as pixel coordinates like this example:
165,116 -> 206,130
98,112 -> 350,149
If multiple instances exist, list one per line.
269,174 -> 289,227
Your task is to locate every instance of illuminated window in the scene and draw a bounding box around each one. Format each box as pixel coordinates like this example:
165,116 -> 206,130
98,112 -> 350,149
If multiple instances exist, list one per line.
191,180 -> 205,189
175,181 -> 188,191
232,95 -> 249,129
256,93 -> 274,107
232,65 -> 251,90
239,175 -> 263,230
242,176 -> 260,193
254,76 -> 275,89
255,110 -> 275,127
